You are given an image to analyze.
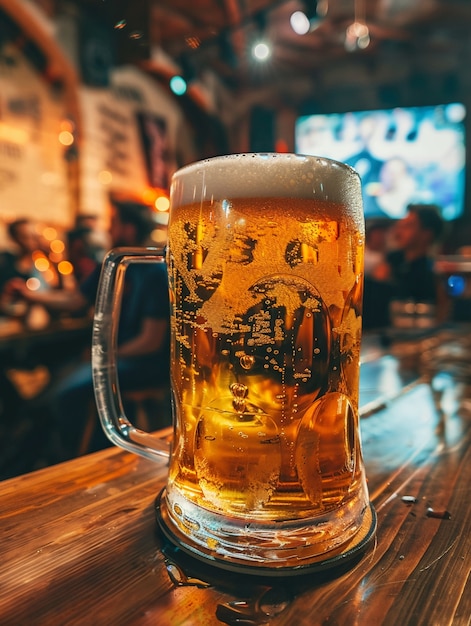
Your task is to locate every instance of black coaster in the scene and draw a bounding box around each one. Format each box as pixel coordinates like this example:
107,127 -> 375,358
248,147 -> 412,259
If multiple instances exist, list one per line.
155,489 -> 376,578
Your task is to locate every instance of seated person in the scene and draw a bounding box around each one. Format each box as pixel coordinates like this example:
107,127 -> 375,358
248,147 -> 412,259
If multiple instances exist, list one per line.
9,198 -> 170,460
386,203 -> 449,324
0,218 -> 57,323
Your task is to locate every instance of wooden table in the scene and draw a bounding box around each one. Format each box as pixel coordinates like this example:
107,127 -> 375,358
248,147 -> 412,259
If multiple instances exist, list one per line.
1,327 -> 471,625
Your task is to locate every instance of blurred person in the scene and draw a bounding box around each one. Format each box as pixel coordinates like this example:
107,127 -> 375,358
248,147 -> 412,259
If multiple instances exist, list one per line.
362,205 -> 449,330
10,199 -> 170,460
0,218 -> 58,321
66,226 -> 105,286
66,214 -> 109,286
385,204 -> 450,326
387,204 -> 446,300
0,219 -> 58,471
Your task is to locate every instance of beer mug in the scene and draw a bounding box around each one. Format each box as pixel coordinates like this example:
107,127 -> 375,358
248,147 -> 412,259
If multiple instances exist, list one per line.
92,153 -> 376,575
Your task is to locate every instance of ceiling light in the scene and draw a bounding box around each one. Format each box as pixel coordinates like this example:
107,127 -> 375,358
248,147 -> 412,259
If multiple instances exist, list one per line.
252,41 -> 271,61
169,75 -> 187,95
345,21 -> 370,51
290,11 -> 311,35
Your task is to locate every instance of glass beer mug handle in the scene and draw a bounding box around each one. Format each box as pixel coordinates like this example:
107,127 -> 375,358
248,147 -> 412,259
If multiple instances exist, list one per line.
92,247 -> 171,461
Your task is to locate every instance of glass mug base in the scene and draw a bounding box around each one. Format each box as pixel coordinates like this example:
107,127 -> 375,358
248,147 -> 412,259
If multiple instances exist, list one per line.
155,488 -> 376,577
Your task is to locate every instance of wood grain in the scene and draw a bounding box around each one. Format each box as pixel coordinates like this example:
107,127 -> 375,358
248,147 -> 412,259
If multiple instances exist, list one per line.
1,331 -> 470,625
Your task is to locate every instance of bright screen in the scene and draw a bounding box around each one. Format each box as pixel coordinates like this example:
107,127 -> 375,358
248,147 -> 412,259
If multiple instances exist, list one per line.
295,103 -> 466,220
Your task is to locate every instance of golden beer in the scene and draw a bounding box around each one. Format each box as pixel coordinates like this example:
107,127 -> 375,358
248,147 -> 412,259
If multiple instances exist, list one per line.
161,154 -> 372,568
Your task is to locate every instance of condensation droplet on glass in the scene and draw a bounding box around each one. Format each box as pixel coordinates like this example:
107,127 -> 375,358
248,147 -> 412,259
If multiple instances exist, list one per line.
230,382 -> 248,398
166,562 -> 185,585
240,354 -> 255,370
173,504 -> 183,516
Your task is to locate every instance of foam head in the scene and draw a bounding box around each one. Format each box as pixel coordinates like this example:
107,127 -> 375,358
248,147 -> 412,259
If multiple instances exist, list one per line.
170,153 -> 363,214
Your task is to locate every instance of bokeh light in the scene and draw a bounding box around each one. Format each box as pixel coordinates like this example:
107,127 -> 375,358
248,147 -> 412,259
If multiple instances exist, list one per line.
58,261 -> 74,275
26,277 -> 41,291
50,239 -> 65,254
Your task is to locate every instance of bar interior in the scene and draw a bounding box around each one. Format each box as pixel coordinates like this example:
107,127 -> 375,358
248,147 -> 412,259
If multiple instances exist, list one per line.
1,1 -> 471,624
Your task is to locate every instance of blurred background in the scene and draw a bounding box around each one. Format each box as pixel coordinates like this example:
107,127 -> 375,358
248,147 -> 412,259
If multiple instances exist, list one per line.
1,0 -> 471,477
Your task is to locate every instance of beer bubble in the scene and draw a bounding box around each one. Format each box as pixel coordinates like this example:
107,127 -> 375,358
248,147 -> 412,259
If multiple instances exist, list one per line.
238,432 -> 249,438
221,350 -> 230,356
230,382 -> 248,398
264,364 -> 269,369
233,400 -> 246,412
173,504 -> 183,516
240,354 -> 255,370
314,348 -> 321,354
204,436 -> 216,441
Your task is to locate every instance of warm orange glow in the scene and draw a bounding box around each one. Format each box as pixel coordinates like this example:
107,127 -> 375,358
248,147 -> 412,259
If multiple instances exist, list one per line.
34,257 -> 50,272
58,260 -> 74,275
60,119 -> 75,133
26,277 -> 41,291
98,170 -> 113,184
42,227 -> 58,241
59,130 -> 74,146
43,269 -> 56,283
49,252 -> 63,263
142,188 -> 157,205
0,122 -> 28,144
186,36 -> 201,49
155,196 -> 170,212
151,229 -> 168,246
50,240 -> 65,254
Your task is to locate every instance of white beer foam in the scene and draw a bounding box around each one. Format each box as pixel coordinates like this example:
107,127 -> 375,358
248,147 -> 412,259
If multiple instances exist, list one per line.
171,153 -> 362,209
